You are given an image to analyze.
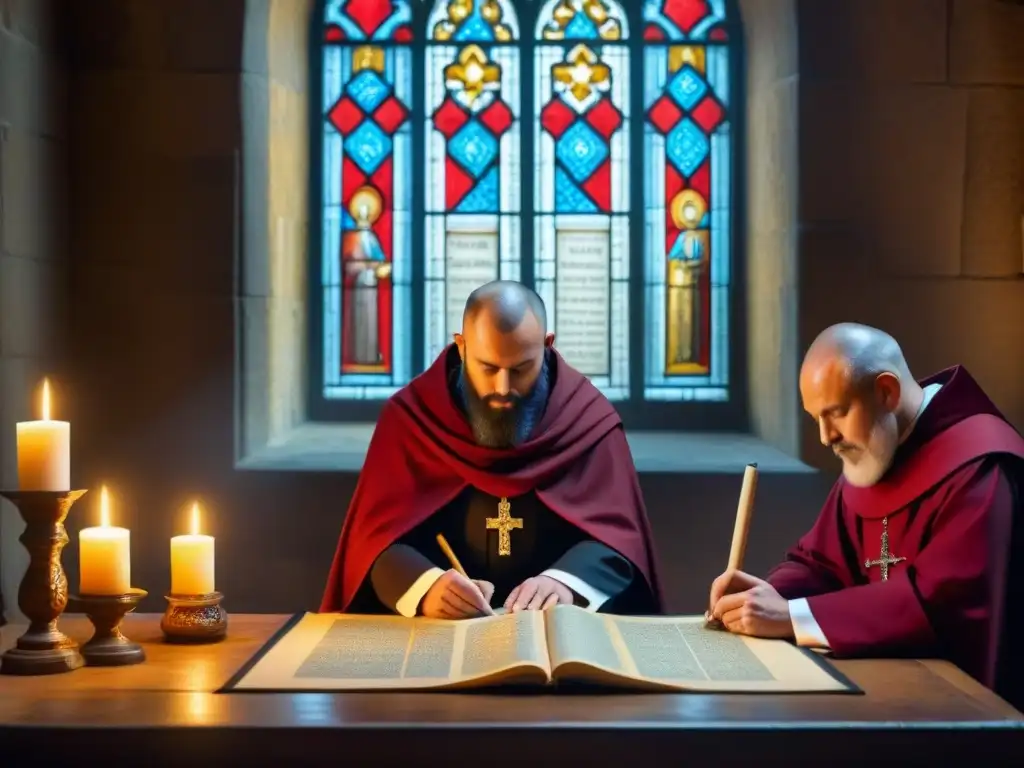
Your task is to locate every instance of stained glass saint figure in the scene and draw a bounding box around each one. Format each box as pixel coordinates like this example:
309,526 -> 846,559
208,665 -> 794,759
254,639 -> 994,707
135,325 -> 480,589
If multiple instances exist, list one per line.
667,188 -> 708,366
342,186 -> 391,367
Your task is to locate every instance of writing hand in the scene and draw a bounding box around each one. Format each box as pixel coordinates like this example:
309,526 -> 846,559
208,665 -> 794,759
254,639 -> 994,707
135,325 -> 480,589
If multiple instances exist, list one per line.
711,581 -> 794,639
708,569 -> 764,614
420,569 -> 495,619
504,575 -> 573,612
473,579 -> 495,604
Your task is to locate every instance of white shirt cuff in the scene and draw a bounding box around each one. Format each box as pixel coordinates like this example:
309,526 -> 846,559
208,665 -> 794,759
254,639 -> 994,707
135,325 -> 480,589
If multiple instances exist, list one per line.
395,567 -> 445,618
789,597 -> 831,648
542,568 -> 610,612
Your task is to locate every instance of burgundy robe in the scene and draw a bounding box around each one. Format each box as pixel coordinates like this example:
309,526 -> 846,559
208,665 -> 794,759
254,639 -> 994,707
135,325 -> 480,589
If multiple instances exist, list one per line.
320,345 -> 665,614
768,366 -> 1024,705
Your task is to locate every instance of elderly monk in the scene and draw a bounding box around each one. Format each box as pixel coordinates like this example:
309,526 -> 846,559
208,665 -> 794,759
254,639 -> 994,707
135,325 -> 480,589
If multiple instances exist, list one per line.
708,323 -> 1024,705
320,280 -> 663,619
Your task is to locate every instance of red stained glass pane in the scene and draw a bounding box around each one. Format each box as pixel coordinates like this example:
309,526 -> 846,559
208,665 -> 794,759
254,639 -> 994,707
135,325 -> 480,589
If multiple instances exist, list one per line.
323,0 -> 414,42
663,0 -> 711,35
431,97 -> 470,139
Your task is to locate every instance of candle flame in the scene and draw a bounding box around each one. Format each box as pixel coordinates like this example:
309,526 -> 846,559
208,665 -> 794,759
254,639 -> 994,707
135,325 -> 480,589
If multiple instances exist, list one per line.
191,502 -> 201,536
100,485 -> 111,527
41,378 -> 51,421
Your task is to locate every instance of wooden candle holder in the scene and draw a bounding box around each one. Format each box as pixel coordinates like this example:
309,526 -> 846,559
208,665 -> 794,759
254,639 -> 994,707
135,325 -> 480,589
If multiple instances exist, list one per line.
161,592 -> 227,643
67,588 -> 147,666
0,489 -> 88,675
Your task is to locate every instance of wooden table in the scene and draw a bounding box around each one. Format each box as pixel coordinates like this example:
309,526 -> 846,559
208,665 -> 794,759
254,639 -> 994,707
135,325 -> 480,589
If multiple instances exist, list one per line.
2,614 -> 1022,765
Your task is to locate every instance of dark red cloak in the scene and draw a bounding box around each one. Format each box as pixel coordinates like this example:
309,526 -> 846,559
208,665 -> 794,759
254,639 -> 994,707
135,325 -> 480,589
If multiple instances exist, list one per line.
767,366 -> 1024,697
320,346 -> 665,614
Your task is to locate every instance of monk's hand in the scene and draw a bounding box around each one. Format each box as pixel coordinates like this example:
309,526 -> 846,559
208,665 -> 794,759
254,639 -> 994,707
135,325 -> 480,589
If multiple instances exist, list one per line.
708,568 -> 764,615
505,575 -> 573,612
711,581 -> 794,639
420,569 -> 495,620
473,579 -> 495,605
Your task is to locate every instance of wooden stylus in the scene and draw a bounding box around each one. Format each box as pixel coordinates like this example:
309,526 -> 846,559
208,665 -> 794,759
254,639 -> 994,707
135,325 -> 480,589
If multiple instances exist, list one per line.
705,463 -> 759,628
436,534 -> 498,615
727,462 -> 759,572
436,534 -> 468,578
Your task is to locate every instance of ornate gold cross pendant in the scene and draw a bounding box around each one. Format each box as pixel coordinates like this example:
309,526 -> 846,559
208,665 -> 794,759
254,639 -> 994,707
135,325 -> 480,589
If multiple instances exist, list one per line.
485,497 -> 523,556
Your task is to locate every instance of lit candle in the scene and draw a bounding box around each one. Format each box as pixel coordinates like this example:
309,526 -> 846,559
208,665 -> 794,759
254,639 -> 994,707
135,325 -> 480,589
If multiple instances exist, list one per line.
79,486 -> 131,595
171,502 -> 215,596
16,378 -> 70,491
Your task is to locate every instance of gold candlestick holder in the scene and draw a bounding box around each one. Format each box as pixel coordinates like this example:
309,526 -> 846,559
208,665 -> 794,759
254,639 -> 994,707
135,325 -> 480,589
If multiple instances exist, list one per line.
161,591 -> 227,643
67,588 -> 147,666
0,489 -> 88,675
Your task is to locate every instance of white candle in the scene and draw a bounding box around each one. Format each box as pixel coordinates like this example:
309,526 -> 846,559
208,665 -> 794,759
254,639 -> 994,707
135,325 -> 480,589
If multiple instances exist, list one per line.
16,378 -> 70,491
79,486 -> 131,596
171,502 -> 215,596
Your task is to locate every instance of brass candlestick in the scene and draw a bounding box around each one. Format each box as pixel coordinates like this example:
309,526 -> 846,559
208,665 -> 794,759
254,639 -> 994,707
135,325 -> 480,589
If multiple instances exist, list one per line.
0,490 -> 88,675
161,591 -> 227,643
67,588 -> 147,666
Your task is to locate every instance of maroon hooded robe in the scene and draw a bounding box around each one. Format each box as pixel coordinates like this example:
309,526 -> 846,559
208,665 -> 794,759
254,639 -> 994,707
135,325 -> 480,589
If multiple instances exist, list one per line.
767,366 -> 1024,705
320,346 -> 664,615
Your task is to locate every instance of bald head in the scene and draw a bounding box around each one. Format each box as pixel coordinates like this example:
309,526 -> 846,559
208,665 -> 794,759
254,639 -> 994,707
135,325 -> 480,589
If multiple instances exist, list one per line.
463,280 -> 547,334
800,323 -> 923,488
801,322 -> 912,391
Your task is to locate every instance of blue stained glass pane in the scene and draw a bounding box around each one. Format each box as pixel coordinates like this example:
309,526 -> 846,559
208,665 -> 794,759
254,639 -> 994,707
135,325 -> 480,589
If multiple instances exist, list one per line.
666,118 -> 709,178
455,166 -> 499,212
564,12 -> 599,39
667,232 -> 685,261
343,119 -> 392,174
667,66 -> 708,111
554,167 -> 598,213
535,0 -> 630,40
454,12 -> 495,42
347,69 -> 391,112
556,121 -> 609,182
449,119 -> 500,177
429,0 -> 520,41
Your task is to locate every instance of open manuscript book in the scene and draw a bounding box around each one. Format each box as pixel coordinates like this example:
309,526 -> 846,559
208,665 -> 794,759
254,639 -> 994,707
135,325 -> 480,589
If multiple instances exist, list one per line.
223,605 -> 856,693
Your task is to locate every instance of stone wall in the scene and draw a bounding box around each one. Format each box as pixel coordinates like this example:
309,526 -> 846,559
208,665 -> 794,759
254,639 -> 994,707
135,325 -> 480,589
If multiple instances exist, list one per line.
240,0 -> 311,456
739,0 -> 800,457
796,0 -> 1024,465
0,0 -> 68,623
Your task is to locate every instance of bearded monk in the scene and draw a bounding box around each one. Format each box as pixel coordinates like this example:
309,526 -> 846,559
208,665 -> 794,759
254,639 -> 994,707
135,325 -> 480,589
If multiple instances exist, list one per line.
320,280 -> 663,620
708,323 -> 1024,706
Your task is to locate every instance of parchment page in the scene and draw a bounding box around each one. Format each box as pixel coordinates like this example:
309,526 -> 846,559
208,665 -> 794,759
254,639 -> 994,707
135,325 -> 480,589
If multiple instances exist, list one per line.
229,611 -> 550,691
546,607 -> 850,693
450,609 -> 550,682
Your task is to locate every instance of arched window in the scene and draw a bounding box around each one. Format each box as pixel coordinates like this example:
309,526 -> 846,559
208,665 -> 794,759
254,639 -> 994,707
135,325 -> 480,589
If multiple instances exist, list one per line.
312,0 -> 740,427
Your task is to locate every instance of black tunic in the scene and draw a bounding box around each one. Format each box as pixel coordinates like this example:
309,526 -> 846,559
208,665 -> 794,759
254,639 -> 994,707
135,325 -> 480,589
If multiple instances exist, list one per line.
353,486 -> 651,615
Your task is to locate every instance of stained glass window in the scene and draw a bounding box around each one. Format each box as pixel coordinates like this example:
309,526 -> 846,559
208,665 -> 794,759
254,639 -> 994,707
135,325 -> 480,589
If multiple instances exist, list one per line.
315,0 -> 738,410
534,0 -> 630,400
320,0 -> 414,399
424,0 -> 522,364
643,0 -> 732,401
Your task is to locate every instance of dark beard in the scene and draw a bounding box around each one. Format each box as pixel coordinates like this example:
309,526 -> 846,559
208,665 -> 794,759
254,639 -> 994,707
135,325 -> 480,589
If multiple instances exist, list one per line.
463,384 -> 523,449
